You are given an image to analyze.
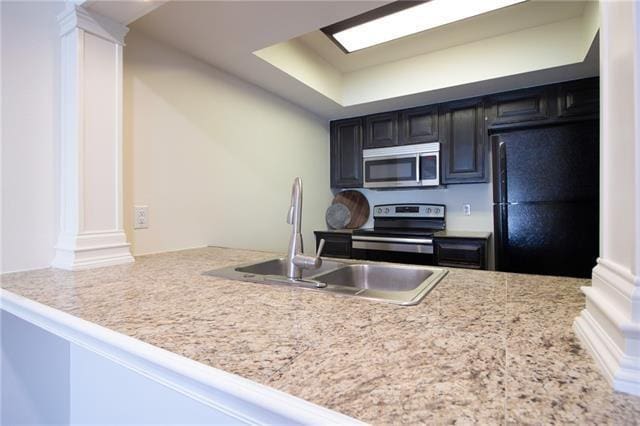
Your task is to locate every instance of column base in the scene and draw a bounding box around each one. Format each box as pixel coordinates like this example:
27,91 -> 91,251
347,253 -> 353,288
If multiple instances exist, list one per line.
52,231 -> 134,271
574,259 -> 640,396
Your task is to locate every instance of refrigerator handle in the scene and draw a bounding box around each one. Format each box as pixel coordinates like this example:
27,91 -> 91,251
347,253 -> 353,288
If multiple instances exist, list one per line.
492,135 -> 508,204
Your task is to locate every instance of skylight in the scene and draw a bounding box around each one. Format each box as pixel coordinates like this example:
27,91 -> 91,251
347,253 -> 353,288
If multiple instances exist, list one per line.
324,0 -> 527,53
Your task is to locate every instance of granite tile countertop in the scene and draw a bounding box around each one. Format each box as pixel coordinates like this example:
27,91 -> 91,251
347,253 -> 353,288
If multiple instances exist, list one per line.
2,247 -> 640,424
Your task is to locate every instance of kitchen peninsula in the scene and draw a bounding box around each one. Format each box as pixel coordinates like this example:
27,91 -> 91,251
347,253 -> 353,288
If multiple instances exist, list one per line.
2,247 -> 640,424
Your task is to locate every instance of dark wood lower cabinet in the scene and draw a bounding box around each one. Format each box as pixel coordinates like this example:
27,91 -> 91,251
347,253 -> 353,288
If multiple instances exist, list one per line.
434,238 -> 488,270
314,231 -> 351,259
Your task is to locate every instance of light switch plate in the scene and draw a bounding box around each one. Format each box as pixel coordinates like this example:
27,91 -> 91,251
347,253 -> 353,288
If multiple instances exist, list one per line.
463,204 -> 471,216
134,205 -> 149,229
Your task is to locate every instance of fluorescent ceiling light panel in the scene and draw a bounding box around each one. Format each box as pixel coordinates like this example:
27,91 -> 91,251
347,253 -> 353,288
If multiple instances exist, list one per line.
332,0 -> 527,53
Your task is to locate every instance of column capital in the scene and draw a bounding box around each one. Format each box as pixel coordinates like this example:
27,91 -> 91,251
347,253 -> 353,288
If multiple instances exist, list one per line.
58,4 -> 129,45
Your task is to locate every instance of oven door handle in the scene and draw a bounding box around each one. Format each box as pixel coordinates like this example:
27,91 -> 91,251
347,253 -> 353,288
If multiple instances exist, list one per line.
351,235 -> 433,245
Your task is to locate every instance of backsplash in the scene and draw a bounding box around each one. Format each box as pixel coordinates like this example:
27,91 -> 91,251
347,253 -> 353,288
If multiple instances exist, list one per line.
343,184 -> 493,232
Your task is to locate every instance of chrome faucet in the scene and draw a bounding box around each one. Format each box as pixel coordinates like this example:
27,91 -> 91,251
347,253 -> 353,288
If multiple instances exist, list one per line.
286,177 -> 325,280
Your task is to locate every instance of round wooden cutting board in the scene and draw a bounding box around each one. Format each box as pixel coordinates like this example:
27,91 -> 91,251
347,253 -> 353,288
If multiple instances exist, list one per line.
332,190 -> 370,229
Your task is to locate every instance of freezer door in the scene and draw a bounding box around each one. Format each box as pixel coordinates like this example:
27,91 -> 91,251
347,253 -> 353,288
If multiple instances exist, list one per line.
492,122 -> 598,204
494,201 -> 598,278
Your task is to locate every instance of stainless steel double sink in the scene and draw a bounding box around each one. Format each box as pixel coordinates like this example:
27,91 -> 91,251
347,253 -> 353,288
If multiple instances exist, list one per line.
204,257 -> 448,306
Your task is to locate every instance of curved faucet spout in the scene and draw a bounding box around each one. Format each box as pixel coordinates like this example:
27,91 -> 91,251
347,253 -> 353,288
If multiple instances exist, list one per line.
285,177 -> 323,280
287,177 -> 302,231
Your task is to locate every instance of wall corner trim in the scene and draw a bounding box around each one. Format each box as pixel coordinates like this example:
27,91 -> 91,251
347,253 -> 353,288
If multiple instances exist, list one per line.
575,260 -> 640,396
52,231 -> 134,271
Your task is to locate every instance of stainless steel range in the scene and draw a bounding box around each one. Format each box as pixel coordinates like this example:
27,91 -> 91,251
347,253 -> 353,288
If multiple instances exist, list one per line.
351,203 -> 445,265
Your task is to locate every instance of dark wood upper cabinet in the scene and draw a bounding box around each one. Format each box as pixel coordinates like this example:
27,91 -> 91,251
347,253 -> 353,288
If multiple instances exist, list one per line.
557,79 -> 599,118
364,112 -> 398,149
399,105 -> 439,145
330,118 -> 363,188
329,78 -> 598,188
486,87 -> 550,127
440,99 -> 488,184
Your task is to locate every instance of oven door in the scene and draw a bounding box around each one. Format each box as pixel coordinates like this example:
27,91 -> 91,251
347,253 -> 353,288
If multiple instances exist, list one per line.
419,152 -> 439,186
363,154 -> 419,188
351,235 -> 435,265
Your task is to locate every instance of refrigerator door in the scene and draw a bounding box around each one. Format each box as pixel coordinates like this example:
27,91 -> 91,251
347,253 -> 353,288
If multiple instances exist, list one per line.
492,122 -> 599,277
493,122 -> 599,204
494,202 -> 598,277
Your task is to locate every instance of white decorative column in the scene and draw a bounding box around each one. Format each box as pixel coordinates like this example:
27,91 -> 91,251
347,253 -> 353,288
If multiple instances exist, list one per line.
574,1 -> 640,395
52,5 -> 134,270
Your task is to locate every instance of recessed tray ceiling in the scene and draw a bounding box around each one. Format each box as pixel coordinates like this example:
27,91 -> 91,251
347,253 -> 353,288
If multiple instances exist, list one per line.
131,0 -> 598,119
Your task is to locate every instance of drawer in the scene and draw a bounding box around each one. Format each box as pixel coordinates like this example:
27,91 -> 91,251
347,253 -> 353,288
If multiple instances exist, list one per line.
314,232 -> 352,259
434,239 -> 487,270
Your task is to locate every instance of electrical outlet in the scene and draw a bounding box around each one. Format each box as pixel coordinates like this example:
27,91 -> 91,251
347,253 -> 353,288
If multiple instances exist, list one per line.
134,205 -> 149,229
463,204 -> 471,216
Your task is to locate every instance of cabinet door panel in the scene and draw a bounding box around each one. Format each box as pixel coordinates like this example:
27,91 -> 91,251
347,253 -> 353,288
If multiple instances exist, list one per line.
399,105 -> 438,145
441,100 -> 488,184
330,118 -> 363,188
364,112 -> 398,148
558,79 -> 599,118
487,88 -> 550,126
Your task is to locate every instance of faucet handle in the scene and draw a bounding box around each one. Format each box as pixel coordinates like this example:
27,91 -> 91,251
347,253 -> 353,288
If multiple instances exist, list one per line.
316,239 -> 326,257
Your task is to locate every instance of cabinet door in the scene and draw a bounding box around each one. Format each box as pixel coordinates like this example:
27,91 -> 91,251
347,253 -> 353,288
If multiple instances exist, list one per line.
486,87 -> 550,127
314,232 -> 351,259
434,239 -> 487,270
440,99 -> 488,184
330,118 -> 363,188
399,105 -> 438,145
557,79 -> 599,118
364,112 -> 398,148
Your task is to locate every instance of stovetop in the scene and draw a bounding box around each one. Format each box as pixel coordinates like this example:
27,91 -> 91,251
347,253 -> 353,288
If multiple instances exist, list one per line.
353,203 -> 446,239
352,228 -> 436,238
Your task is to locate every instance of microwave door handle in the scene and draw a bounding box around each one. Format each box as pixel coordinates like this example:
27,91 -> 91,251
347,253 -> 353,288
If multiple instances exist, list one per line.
415,154 -> 420,183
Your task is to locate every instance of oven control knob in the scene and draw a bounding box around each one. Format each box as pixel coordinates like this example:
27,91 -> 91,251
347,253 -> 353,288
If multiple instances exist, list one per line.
384,208 -> 390,214
376,208 -> 382,214
427,208 -> 432,214
435,208 -> 440,214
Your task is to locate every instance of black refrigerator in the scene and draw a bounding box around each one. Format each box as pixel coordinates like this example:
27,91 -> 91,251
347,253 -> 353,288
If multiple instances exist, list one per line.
492,121 -> 599,278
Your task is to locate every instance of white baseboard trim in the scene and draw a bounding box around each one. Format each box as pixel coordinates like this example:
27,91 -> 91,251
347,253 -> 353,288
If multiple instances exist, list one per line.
52,231 -> 134,271
574,259 -> 640,396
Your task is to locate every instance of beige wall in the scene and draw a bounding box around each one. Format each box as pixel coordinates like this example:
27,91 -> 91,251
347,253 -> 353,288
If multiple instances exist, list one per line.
123,30 -> 332,256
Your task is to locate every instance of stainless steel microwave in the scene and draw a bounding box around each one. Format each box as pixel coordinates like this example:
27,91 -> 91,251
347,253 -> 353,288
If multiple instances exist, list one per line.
362,142 -> 440,188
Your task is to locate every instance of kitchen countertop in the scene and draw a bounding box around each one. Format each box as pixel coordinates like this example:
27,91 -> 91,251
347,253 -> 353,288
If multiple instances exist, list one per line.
2,247 -> 639,423
434,230 -> 491,239
315,229 -> 492,240
314,229 -> 354,234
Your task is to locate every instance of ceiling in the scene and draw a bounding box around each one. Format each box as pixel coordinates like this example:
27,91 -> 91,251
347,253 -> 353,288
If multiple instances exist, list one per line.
130,0 -> 599,119
298,0 -> 587,73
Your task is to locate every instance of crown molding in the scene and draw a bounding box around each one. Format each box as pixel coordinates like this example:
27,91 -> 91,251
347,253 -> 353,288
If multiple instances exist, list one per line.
58,4 -> 129,45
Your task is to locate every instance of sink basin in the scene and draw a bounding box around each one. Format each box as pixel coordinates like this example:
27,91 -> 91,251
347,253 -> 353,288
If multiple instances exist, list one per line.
312,264 -> 433,292
204,257 -> 447,306
236,258 -> 345,278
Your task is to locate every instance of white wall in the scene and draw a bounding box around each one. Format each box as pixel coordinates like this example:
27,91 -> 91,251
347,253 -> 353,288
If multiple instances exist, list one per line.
1,1 -> 64,273
123,30 -> 332,256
